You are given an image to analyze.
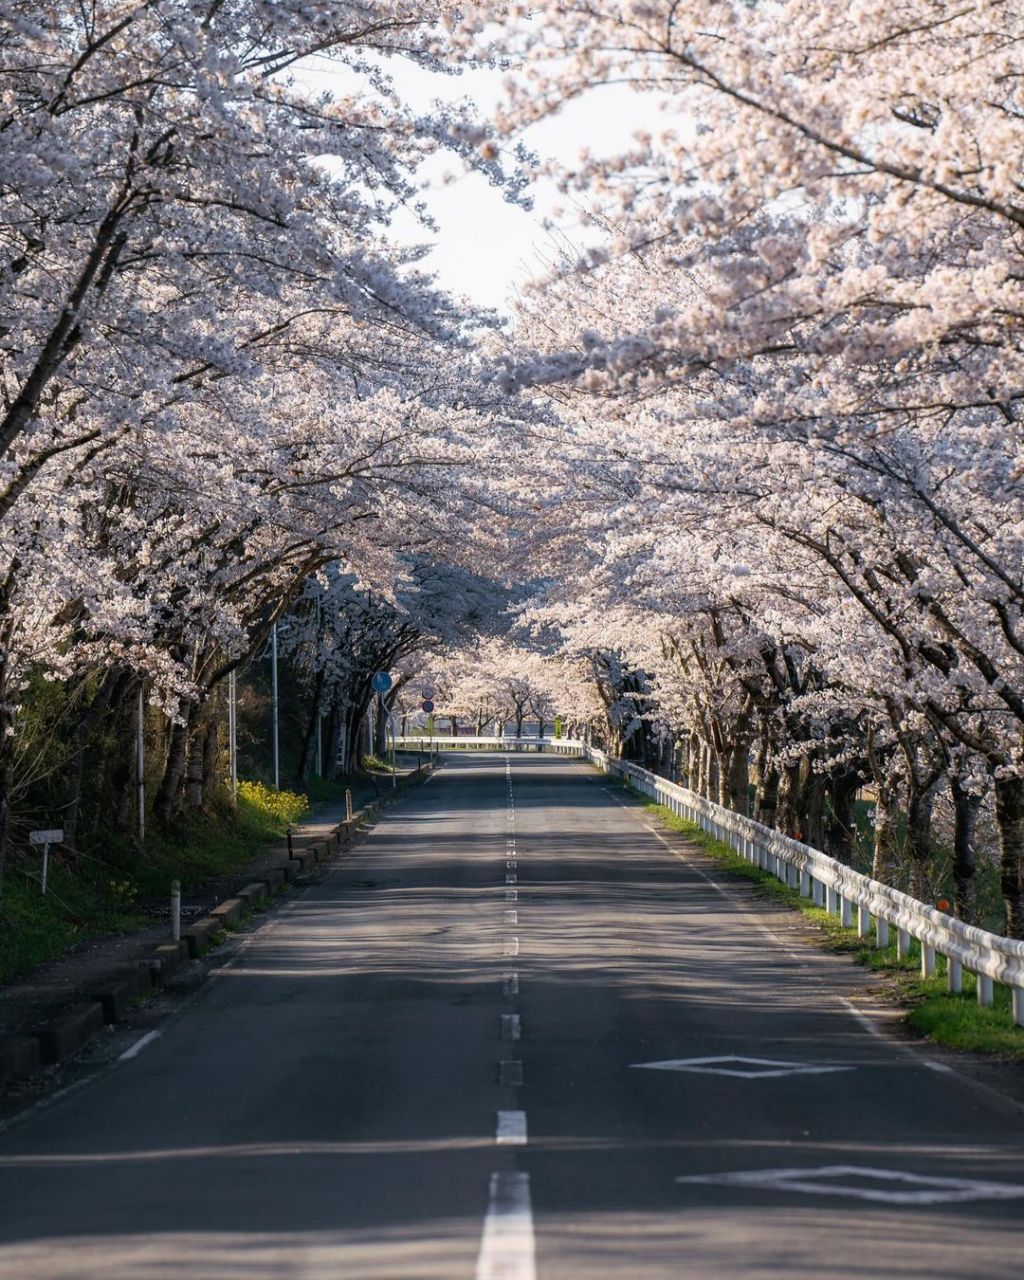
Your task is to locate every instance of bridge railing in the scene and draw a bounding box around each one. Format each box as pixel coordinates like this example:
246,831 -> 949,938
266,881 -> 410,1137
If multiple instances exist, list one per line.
585,747 -> 1024,1027
394,736 -> 585,754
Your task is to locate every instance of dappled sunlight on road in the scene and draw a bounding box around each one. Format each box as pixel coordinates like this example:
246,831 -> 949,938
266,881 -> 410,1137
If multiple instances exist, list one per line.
0,755 -> 1021,1280
0,1227 -> 477,1279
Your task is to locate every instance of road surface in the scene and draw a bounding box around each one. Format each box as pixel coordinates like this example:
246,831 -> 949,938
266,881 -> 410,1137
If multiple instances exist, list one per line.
0,753 -> 1021,1278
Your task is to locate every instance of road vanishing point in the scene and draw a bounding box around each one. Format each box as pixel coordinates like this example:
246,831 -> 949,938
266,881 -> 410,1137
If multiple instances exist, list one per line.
0,754 -> 1022,1278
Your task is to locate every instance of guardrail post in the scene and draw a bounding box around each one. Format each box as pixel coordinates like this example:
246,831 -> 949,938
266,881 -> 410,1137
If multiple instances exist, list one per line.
601,754 -> 1024,1015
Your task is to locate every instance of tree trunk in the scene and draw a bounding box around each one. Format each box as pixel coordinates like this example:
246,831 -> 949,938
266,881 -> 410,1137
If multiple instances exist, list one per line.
871,786 -> 902,885
155,714 -> 192,825
776,763 -> 803,838
994,773 -> 1024,940
716,751 -> 730,808
754,744 -> 779,829
373,696 -> 388,757
728,741 -> 750,815
802,772 -> 827,850
63,671 -> 120,852
950,776 -> 979,924
905,778 -> 936,901
0,614 -> 16,911
186,725 -> 205,809
705,744 -> 719,801
201,714 -> 219,805
826,771 -> 860,866
297,670 -> 326,787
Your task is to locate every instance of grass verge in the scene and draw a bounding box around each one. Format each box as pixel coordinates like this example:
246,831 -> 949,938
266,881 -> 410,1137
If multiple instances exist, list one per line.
625,782 -> 1024,1058
0,783 -> 307,984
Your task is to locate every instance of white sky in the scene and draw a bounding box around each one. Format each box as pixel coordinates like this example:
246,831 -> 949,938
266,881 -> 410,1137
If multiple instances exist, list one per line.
297,56 -> 658,314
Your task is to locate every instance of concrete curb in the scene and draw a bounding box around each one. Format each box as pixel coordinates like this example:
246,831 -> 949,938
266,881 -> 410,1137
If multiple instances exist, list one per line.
209,897 -> 245,928
0,1035 -> 42,1085
2,762 -> 436,1085
183,917 -> 225,959
88,966 -> 152,1025
37,1001 -> 105,1065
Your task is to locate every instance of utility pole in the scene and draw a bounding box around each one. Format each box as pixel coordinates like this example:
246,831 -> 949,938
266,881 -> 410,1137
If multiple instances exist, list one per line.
271,622 -> 279,789
136,684 -> 145,843
228,669 -> 238,803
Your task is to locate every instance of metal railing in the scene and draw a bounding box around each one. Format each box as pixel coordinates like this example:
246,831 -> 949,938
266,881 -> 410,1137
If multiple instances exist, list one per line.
394,735 -> 586,753
586,748 -> 1024,1027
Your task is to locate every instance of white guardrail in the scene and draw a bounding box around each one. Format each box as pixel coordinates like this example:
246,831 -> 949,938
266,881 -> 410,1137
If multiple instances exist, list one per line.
583,748 -> 1024,1027
397,734 -> 1023,1023
395,736 -> 586,753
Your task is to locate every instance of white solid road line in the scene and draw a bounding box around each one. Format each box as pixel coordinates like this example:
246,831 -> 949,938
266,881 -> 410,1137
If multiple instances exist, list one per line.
496,1109 -> 528,1145
476,1172 -> 536,1280
119,1030 -> 161,1061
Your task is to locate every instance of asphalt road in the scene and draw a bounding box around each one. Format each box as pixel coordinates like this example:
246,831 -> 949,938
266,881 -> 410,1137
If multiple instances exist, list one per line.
0,753 -> 1022,1278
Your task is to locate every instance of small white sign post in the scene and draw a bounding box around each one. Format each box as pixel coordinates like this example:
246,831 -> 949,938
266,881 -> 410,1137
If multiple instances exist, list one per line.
29,829 -> 64,895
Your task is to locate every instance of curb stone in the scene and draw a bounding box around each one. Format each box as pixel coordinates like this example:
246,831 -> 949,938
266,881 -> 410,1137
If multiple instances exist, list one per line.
1,762 -> 435,1087
0,1035 -> 42,1085
37,1001 -> 105,1065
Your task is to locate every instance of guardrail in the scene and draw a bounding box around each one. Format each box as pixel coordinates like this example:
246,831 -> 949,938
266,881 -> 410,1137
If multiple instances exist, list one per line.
585,747 -> 1024,1027
394,736 -> 586,754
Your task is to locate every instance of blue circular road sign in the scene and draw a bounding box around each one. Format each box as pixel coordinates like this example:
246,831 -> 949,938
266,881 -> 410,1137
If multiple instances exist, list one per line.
371,671 -> 393,693
421,700 -> 435,713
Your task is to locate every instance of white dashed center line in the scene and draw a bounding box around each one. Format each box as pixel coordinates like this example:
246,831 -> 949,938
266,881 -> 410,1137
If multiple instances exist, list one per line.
476,1172 -> 535,1280
496,1110 -> 528,1145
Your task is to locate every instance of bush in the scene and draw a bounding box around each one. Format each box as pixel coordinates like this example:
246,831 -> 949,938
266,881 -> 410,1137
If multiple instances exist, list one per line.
237,779 -> 309,827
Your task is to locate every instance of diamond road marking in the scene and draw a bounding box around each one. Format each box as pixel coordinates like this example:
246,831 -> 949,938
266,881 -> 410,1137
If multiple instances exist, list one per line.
632,1055 -> 853,1079
676,1164 -> 1024,1205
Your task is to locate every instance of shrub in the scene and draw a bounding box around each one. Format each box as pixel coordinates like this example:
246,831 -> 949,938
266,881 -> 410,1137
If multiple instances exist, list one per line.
237,779 -> 309,827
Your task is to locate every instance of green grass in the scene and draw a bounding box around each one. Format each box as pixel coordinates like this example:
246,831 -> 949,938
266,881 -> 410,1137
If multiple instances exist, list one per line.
625,781 -> 1024,1058
134,785 -> 306,900
0,781 -> 306,984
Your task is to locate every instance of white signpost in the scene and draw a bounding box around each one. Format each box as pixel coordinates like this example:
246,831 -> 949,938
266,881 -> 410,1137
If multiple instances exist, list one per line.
29,828 -> 64,895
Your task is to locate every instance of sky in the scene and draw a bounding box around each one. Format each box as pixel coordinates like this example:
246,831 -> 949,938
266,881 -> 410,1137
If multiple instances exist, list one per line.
297,55 -> 656,314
